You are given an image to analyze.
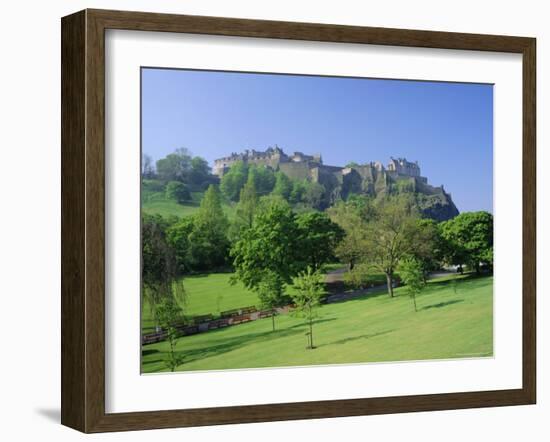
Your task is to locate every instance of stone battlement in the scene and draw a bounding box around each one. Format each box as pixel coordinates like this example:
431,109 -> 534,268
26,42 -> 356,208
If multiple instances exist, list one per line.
213,146 -> 322,176
213,147 -> 422,180
212,146 -> 458,220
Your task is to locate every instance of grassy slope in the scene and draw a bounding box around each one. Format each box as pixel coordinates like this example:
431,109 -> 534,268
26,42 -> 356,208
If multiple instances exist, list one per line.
142,187 -> 236,219
142,274 -> 493,373
142,273 -> 260,334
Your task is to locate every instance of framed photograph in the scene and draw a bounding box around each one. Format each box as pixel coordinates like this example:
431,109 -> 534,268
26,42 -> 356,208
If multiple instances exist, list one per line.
61,9 -> 536,433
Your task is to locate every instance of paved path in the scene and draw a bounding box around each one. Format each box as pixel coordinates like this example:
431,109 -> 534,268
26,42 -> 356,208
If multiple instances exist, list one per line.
325,266 -> 348,283
324,267 -> 456,304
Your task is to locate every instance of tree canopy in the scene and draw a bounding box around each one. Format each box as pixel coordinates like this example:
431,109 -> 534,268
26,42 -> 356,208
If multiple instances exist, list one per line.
296,212 -> 345,271
248,165 -> 276,196
156,148 -> 193,182
187,185 -> 230,270
220,161 -> 248,201
439,211 -> 493,272
328,200 -> 370,271
235,179 -> 258,229
273,171 -> 293,200
290,267 -> 325,349
141,213 -> 185,320
155,148 -> 212,189
398,256 -> 425,312
231,203 -> 300,289
165,181 -> 191,204
361,199 -> 433,297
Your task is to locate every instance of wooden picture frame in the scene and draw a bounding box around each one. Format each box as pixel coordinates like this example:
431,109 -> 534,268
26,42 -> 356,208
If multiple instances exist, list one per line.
61,8 -> 536,433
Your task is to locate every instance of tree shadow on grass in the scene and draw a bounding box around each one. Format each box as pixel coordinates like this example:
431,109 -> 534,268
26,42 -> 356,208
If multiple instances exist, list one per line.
427,273 -> 492,288
142,318 -> 337,369
142,349 -> 160,357
327,287 -> 396,306
421,299 -> 464,311
317,329 -> 395,348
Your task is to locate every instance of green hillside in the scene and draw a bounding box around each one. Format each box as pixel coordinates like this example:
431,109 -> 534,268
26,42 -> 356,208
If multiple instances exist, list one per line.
142,274 -> 493,373
142,273 -> 260,334
141,180 -> 235,219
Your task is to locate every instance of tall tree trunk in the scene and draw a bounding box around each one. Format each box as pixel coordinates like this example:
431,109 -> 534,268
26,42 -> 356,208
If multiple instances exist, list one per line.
386,272 -> 394,297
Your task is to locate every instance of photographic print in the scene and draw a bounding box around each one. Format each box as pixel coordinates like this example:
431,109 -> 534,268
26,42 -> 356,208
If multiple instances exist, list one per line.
140,68 -> 494,374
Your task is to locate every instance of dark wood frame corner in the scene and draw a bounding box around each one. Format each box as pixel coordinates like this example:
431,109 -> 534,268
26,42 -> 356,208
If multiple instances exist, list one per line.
61,8 -> 536,433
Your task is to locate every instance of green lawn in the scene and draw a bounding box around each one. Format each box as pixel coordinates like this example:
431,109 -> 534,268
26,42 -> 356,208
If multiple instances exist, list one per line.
142,273 -> 260,334
141,269 -> 336,334
141,274 -> 493,373
142,187 -> 236,219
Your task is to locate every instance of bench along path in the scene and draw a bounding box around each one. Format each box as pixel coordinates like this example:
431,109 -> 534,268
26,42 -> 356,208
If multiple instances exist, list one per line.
142,269 -> 455,345
142,305 -> 293,345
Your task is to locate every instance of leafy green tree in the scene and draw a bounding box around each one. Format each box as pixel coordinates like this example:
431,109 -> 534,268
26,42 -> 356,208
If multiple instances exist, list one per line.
165,180 -> 191,203
256,270 -> 286,331
141,213 -> 185,324
343,262 -> 372,290
296,212 -> 344,270
156,148 -> 192,182
302,181 -> 326,209
398,257 -> 425,312
231,204 -> 300,286
289,180 -> 307,204
439,211 -> 493,273
291,267 -> 325,349
229,179 -> 260,243
345,193 -> 373,210
166,216 -> 194,273
220,161 -> 248,201
273,171 -> 293,200
189,156 -> 211,189
248,165 -> 275,196
327,201 -> 370,271
142,153 -> 156,178
188,185 -> 230,269
235,179 -> 258,229
257,194 -> 291,214
156,298 -> 185,371
412,218 -> 441,281
361,198 -> 429,297
231,204 -> 300,329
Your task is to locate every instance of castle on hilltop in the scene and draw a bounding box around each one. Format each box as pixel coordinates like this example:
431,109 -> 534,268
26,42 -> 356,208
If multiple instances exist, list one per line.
213,146 -> 322,176
213,146 -> 426,183
213,146 -> 458,220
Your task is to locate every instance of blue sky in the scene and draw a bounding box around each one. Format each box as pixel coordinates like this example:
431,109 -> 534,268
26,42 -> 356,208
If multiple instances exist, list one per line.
142,68 -> 493,213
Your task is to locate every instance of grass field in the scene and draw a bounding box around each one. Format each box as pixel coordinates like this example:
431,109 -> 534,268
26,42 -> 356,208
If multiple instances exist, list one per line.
141,274 -> 493,373
141,186 -> 236,219
141,268 -> 343,333
141,273 -> 260,334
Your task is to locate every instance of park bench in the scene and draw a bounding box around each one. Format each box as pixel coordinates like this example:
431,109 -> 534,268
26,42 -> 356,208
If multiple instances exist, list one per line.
241,306 -> 257,314
258,310 -> 273,319
182,325 -> 199,336
193,314 -> 214,325
142,331 -> 165,345
220,309 -> 240,318
208,318 -> 230,330
231,314 -> 252,325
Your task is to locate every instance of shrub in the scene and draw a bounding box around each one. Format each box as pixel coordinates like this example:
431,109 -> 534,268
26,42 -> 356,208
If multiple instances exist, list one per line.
165,181 -> 191,204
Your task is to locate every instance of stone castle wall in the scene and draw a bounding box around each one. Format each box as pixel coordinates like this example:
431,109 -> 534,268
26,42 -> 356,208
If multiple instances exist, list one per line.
213,148 -> 428,190
212,147 -> 458,219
